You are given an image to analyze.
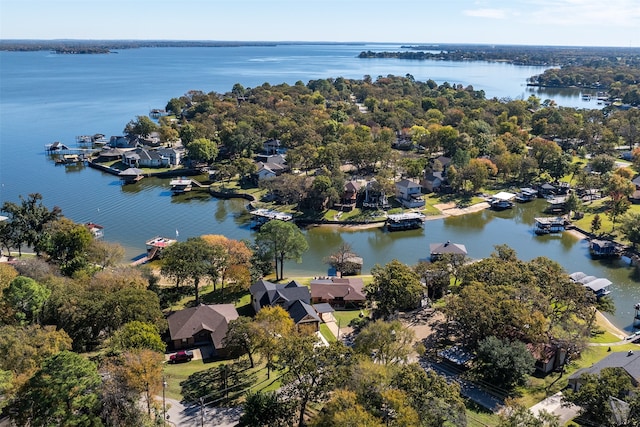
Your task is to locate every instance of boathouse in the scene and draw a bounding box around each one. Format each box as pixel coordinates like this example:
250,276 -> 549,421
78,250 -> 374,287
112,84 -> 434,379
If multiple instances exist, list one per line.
489,192 -> 515,210
386,212 -> 425,231
118,168 -> 145,184
534,217 -> 568,235
589,239 -> 622,258
145,236 -> 177,260
429,241 -> 468,261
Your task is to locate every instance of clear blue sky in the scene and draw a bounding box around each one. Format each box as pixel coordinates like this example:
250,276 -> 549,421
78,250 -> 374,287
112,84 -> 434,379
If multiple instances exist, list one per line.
1,0 -> 638,47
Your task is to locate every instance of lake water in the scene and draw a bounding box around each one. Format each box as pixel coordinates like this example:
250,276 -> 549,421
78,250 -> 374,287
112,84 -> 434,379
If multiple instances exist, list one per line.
0,44 -> 636,331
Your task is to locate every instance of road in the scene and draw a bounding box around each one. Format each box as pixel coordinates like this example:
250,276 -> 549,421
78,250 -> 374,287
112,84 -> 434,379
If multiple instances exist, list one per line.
163,397 -> 241,427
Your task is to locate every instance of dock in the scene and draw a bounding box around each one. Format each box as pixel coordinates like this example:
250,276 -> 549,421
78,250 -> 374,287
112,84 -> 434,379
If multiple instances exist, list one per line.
130,236 -> 178,265
249,209 -> 294,229
534,216 -> 568,235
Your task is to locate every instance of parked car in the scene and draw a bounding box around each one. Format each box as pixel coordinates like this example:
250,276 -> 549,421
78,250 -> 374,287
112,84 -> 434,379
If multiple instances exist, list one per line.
169,350 -> 194,363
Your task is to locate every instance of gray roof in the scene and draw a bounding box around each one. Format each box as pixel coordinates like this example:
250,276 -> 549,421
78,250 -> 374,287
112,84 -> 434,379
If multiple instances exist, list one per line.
250,279 -> 311,310
312,303 -> 335,314
430,241 -> 468,256
287,300 -> 320,325
166,304 -> 239,349
568,351 -> 640,383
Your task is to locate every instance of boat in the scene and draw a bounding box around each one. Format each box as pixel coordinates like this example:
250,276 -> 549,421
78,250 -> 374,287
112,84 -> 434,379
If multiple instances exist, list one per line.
86,222 -> 104,239
386,212 -> 426,231
582,94 -> 592,101
534,216 -> 567,235
170,178 -> 192,194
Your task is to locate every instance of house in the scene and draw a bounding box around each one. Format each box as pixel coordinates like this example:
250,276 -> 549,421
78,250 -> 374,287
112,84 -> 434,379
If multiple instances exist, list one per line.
122,147 -> 169,168
631,176 -> 640,204
568,350 -> 640,391
527,343 -> 567,375
421,171 -> 444,193
310,277 -> 367,308
287,300 -> 321,333
539,183 -> 557,197
395,179 -> 425,208
363,179 -> 389,209
249,279 -> 311,314
109,135 -> 137,148
166,304 -> 239,355
254,159 -> 287,181
157,147 -> 183,166
263,138 -> 283,155
338,180 -> 364,209
96,147 -> 126,162
432,155 -> 451,172
429,241 -> 468,261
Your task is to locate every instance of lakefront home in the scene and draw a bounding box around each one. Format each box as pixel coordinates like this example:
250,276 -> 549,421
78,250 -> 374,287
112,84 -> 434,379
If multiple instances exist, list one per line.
310,277 -> 367,308
395,179 -> 425,208
249,279 -> 320,331
166,304 -> 239,355
568,350 -> 640,391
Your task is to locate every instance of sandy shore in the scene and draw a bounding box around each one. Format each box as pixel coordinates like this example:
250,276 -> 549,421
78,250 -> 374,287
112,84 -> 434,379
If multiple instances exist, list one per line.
596,311 -> 629,340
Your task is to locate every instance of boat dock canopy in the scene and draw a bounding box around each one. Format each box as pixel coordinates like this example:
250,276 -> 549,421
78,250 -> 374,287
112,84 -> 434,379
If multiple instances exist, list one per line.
584,278 -> 612,293
492,191 -> 516,201
387,212 -> 426,222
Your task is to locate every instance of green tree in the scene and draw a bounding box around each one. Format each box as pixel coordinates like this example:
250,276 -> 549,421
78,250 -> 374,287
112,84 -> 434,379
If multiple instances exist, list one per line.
475,336 -> 535,389
498,399 -> 559,427
161,237 -> 219,304
620,212 -> 640,249
3,276 -> 50,325
124,115 -> 158,137
563,367 -> 635,426
86,239 -> 125,270
255,220 -> 309,281
310,389 -> 383,427
591,213 -> 602,235
278,336 -> 354,427
44,217 -> 94,275
353,320 -> 415,365
106,320 -> 166,353
186,137 -> 218,164
238,391 -> 296,427
365,260 -> 424,317
223,316 -> 261,368
12,351 -> 102,427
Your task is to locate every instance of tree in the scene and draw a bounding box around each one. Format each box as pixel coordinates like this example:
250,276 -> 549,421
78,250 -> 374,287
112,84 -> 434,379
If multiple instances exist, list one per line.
99,358 -> 150,427
238,391 -> 296,427
124,115 -> 158,137
118,349 -> 164,417
353,320 -> 415,365
620,212 -> 640,249
201,234 -> 253,302
591,213 -> 602,235
563,367 -> 635,426
44,217 -> 94,275
475,336 -> 535,390
278,335 -> 354,427
323,242 -> 362,277
498,399 -> 559,427
564,191 -> 583,219
414,261 -> 450,300
365,260 -> 424,317
106,320 -> 166,353
186,137 -> 218,164
310,389 -> 383,427
607,197 -> 631,231
12,351 -> 102,427
161,236 -> 219,304
224,316 -> 261,368
1,193 -> 61,256
254,306 -> 294,379
86,239 -> 125,270
3,276 -> 50,325
255,220 -> 309,281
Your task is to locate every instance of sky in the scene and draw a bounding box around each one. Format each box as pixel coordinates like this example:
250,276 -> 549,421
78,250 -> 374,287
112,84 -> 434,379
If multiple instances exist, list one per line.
1,0 -> 639,47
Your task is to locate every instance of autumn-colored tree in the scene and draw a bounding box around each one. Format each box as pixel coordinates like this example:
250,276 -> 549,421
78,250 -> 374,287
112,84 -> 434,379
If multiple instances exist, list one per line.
254,306 -> 294,378
201,234 -> 253,302
119,349 -> 164,416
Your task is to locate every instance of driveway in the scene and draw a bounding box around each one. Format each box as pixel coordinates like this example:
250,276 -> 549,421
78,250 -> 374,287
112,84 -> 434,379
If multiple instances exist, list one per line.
530,392 -> 580,425
163,397 -> 241,427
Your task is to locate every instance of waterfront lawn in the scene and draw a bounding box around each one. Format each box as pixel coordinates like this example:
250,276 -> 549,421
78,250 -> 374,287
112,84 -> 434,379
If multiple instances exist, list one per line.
573,197 -> 640,241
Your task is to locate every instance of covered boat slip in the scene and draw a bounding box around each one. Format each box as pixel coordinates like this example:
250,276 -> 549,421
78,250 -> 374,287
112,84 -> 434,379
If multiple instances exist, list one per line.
533,216 -> 568,235
385,212 -> 426,231
569,271 -> 612,297
489,191 -> 515,210
515,187 -> 538,202
249,208 -> 294,229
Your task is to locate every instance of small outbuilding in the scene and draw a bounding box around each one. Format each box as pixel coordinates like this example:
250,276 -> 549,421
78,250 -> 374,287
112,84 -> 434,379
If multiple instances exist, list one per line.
429,241 -> 468,261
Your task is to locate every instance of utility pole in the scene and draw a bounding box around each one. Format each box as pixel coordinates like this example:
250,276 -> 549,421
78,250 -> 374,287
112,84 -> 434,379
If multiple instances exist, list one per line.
162,376 -> 167,425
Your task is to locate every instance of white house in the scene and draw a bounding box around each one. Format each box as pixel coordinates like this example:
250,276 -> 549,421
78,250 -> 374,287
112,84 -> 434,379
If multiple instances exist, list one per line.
395,179 -> 425,208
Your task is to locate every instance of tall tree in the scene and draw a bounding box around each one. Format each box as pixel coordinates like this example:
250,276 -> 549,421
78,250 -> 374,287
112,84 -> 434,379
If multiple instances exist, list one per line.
201,234 -> 253,302
620,212 -> 640,250
161,237 -> 219,304
238,391 -> 296,427
365,260 -> 424,318
475,336 -> 535,390
278,335 -> 354,427
3,276 -> 50,325
353,320 -> 415,365
106,321 -> 166,353
254,306 -> 294,379
255,220 -> 309,281
12,351 -> 102,427
124,115 -> 158,137
323,242 -> 361,277
118,349 -> 164,417
223,316 -> 260,368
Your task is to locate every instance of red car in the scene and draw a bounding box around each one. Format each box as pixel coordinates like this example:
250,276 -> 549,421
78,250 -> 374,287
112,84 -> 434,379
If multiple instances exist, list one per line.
169,350 -> 194,363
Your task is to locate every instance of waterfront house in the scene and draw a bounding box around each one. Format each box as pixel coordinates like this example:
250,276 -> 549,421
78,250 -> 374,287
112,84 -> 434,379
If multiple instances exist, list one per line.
338,180 -> 364,210
166,304 -> 239,355
527,343 -> 567,375
157,147 -> 183,166
249,279 -> 311,314
310,277 -> 367,308
109,135 -> 137,148
429,241 -> 468,261
287,300 -> 321,333
363,179 -> 389,209
255,163 -> 277,181
421,171 -> 444,193
395,179 -> 425,208
568,351 -> 640,391
122,147 -> 169,168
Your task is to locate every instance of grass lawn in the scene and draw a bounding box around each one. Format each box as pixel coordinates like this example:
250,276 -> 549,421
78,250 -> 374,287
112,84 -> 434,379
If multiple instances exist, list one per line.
332,309 -> 367,328
163,358 -> 226,400
465,400 -> 500,426
319,324 -> 337,343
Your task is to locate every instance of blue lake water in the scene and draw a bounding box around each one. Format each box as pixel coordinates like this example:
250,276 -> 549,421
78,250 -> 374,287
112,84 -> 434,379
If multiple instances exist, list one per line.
0,44 -> 636,331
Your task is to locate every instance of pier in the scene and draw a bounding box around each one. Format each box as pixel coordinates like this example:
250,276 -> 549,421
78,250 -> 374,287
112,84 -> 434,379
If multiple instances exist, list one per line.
249,209 -> 293,229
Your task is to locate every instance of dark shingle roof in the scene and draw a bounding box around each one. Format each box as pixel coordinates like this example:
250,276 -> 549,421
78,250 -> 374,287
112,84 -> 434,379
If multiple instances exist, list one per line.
166,304 -> 238,349
568,351 -> 640,382
287,300 -> 320,325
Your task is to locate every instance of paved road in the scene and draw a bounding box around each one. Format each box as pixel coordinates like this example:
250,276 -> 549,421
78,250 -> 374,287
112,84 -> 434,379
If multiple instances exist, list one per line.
163,397 -> 241,427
